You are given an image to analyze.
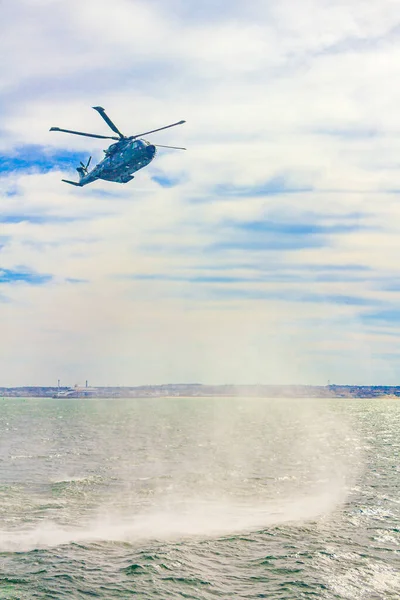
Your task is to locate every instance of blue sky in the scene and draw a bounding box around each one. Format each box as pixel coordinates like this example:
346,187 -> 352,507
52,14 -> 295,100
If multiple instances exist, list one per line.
1,0 -> 400,386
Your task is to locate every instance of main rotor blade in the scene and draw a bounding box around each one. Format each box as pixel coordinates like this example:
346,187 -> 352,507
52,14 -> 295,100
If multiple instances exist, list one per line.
50,127 -> 119,140
154,144 -> 186,150
131,120 -> 186,139
92,106 -> 125,138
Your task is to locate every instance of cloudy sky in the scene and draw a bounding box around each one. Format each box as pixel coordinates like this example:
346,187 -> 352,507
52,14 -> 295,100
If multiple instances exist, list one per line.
1,0 -> 400,386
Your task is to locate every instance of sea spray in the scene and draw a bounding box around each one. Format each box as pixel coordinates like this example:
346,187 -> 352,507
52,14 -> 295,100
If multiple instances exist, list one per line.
0,396 -> 363,551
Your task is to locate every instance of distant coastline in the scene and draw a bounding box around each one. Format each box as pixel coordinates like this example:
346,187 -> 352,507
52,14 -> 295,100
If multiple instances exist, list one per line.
1,384 -> 400,399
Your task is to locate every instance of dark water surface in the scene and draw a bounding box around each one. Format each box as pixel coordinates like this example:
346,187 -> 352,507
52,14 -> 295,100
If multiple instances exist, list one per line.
0,397 -> 399,599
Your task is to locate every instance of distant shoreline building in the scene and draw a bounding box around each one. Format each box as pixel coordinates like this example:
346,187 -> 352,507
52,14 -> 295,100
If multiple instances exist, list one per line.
0,384 -> 400,399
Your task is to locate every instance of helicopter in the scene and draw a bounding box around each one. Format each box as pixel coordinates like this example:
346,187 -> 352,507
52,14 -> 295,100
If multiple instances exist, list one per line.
49,106 -> 186,187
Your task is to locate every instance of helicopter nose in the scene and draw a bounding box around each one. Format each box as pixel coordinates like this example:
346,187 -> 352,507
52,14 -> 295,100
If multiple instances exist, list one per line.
146,144 -> 156,158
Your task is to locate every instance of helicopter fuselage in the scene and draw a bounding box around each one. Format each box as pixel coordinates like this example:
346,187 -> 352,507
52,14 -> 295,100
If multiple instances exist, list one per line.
51,106 -> 185,187
78,138 -> 157,186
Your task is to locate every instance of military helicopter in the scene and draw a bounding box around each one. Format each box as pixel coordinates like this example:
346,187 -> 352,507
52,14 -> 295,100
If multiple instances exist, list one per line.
50,106 -> 186,186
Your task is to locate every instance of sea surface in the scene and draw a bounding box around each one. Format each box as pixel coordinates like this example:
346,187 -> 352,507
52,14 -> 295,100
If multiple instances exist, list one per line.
0,396 -> 399,599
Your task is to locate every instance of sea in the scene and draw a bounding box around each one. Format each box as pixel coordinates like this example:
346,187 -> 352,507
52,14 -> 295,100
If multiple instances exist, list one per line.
0,396 -> 399,599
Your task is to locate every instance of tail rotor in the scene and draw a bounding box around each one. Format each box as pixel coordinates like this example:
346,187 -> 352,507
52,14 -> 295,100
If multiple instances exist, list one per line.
76,156 -> 92,179
80,156 -> 92,173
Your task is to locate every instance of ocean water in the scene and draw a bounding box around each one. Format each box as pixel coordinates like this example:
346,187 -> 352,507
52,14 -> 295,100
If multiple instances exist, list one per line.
0,396 -> 399,599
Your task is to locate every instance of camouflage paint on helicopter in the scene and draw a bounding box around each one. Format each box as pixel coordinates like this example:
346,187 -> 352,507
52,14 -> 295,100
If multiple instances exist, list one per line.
50,106 -> 185,187
75,138 -> 157,186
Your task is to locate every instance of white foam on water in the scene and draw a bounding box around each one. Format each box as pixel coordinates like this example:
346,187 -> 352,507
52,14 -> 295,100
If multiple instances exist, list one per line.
0,397 -> 363,552
0,489 -> 344,552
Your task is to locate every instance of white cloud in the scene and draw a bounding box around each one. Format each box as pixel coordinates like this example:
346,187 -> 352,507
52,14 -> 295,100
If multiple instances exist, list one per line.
1,0 -> 400,385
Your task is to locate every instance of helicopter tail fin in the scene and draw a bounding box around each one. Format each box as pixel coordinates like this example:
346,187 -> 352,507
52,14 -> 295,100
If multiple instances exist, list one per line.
62,179 -> 83,187
76,166 -> 86,180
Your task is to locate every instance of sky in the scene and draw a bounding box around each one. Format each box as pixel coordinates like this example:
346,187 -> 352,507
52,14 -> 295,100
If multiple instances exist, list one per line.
1,0 -> 400,386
